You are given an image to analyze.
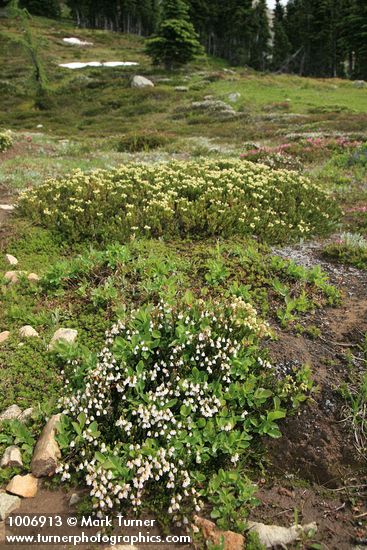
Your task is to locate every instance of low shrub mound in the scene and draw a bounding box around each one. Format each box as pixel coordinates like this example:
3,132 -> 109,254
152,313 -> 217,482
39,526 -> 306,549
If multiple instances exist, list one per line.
57,298 -> 312,526
18,160 -> 339,243
116,132 -> 169,152
323,232 -> 367,269
0,130 -> 13,153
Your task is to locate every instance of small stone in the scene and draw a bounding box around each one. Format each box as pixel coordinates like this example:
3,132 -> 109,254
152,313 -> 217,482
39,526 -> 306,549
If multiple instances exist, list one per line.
18,408 -> 33,423
69,493 -> 80,506
27,273 -> 40,282
1,446 -> 23,469
194,516 -> 245,550
131,75 -> 154,88
353,80 -> 366,88
247,520 -> 317,548
0,331 -> 10,344
0,405 -> 22,422
31,414 -> 61,477
49,328 -> 78,349
19,326 -> 39,338
0,493 -> 21,521
175,86 -> 188,92
4,271 -> 23,284
5,254 -> 18,266
228,92 -> 241,102
0,205 -> 14,212
7,474 -> 38,498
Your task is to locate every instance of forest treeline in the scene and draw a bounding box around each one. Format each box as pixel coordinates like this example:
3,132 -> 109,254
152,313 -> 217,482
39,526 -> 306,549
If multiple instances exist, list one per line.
7,0 -> 367,79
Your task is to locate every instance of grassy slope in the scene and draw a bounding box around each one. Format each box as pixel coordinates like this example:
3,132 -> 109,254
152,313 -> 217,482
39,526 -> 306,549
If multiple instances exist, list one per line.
1,14 -> 367,141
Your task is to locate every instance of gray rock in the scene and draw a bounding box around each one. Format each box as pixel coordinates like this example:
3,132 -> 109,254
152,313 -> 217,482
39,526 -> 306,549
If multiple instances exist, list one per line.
248,521 -> 317,548
0,493 -> 21,521
1,446 -> 23,468
19,326 -> 39,338
175,86 -> 188,92
27,273 -> 40,283
0,331 -> 10,345
4,271 -> 24,284
191,99 -> 237,119
18,408 -> 33,423
131,75 -> 154,89
353,80 -> 366,88
0,205 -> 14,212
228,92 -> 241,102
5,254 -> 18,266
0,405 -> 22,422
69,493 -> 80,506
49,328 -> 78,349
31,414 -> 61,477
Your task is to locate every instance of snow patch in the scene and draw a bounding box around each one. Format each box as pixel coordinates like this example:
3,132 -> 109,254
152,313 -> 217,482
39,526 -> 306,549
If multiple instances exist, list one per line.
59,61 -> 139,69
63,37 -> 93,46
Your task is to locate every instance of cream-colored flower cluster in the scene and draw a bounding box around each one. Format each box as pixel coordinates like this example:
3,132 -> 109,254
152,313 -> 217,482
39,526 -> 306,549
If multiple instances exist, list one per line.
18,159 -> 338,243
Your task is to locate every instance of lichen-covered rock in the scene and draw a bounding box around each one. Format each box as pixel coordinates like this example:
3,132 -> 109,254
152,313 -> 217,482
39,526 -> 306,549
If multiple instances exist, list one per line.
248,520 -> 317,548
18,408 -> 33,423
353,80 -> 366,88
49,328 -> 78,349
5,254 -> 18,266
19,325 -> 39,338
191,99 -> 237,119
131,75 -> 154,88
4,271 -> 24,284
6,474 -> 38,498
69,493 -> 80,506
0,331 -> 10,344
0,493 -> 21,521
31,414 -> 61,477
0,405 -> 22,422
1,446 -> 23,469
27,273 -> 40,282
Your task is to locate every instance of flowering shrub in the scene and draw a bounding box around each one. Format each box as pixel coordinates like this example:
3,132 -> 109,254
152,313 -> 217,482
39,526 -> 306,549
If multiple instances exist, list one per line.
323,232 -> 367,269
240,144 -> 303,171
56,298 -> 312,524
18,159 -> 338,244
0,130 -> 13,153
241,137 -> 363,167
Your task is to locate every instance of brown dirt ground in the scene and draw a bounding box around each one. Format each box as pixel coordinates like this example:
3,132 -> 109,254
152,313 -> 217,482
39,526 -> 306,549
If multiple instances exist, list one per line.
258,268 -> 367,548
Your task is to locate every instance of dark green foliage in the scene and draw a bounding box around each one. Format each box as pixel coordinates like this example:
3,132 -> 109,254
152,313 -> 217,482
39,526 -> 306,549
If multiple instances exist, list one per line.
272,0 -> 291,70
146,0 -> 203,69
280,0 -> 367,79
0,338 -> 62,409
19,0 -> 60,18
7,0 -> 49,101
116,132 -> 169,152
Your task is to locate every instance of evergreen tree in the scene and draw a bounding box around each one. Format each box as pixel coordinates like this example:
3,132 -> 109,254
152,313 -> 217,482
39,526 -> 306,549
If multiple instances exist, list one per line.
145,0 -> 203,69
19,0 -> 60,18
272,0 -> 291,70
249,0 -> 270,71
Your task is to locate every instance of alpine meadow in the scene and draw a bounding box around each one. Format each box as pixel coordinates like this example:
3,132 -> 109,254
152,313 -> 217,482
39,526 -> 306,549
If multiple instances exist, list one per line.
0,0 -> 367,549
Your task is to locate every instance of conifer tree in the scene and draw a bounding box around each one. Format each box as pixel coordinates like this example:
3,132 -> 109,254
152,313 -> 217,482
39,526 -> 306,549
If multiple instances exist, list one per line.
145,0 -> 203,70
249,0 -> 270,71
272,0 -> 291,70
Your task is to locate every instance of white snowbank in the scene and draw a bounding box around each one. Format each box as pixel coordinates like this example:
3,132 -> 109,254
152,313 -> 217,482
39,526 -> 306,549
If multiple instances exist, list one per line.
59,61 -> 139,69
63,37 -> 93,46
